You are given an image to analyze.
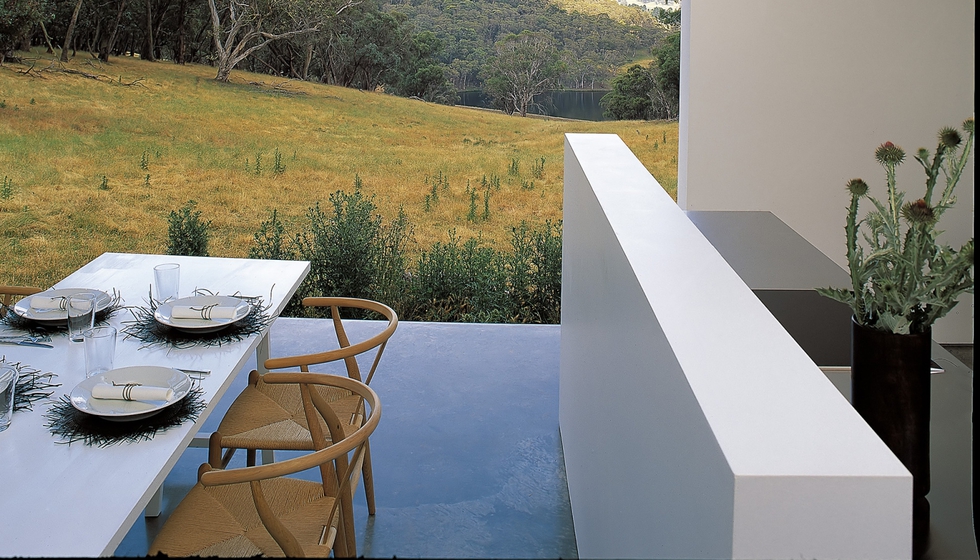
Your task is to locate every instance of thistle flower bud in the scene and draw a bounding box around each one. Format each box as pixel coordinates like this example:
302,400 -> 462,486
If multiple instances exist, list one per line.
939,127 -> 962,149
917,148 -> 930,160
875,141 -> 905,165
962,240 -> 974,266
901,199 -> 936,225
846,178 -> 869,197
964,118 -> 975,134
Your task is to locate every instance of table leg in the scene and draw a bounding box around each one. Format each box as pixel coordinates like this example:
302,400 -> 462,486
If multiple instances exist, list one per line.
145,485 -> 163,518
256,332 -> 271,374
190,430 -> 210,448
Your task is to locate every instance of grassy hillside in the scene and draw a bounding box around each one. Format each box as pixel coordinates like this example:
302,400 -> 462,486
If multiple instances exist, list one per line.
549,0 -> 656,26
0,51 -> 677,288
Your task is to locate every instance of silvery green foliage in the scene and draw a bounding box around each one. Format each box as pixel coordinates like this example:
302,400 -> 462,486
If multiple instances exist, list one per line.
818,119 -> 974,334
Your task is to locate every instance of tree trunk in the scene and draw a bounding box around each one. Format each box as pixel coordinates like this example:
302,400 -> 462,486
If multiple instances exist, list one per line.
302,43 -> 313,81
175,0 -> 187,63
61,0 -> 85,62
143,0 -> 156,61
151,0 -> 171,60
100,0 -> 128,62
40,22 -> 56,54
215,56 -> 232,81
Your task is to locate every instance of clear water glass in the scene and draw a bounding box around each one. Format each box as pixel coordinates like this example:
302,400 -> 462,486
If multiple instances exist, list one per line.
0,365 -> 17,432
153,263 -> 180,303
67,292 -> 97,343
83,326 -> 117,378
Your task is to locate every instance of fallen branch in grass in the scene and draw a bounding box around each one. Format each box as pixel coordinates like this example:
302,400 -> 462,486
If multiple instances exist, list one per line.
246,79 -> 308,97
30,60 -> 146,87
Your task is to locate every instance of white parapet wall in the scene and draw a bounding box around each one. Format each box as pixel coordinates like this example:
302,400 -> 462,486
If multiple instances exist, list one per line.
560,133 -> 914,559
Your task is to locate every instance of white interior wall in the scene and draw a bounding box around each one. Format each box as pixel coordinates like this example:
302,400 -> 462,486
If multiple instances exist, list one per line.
678,0 -> 975,343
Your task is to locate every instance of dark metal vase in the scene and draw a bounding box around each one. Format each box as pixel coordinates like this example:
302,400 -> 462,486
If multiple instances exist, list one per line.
851,318 -> 932,558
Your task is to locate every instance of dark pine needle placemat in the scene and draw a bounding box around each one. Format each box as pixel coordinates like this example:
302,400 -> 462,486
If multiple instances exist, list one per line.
44,387 -> 206,446
1,290 -> 124,337
121,289 -> 273,350
0,357 -> 61,413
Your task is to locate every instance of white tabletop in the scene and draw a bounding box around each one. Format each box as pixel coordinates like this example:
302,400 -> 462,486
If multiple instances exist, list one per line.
0,252 -> 309,557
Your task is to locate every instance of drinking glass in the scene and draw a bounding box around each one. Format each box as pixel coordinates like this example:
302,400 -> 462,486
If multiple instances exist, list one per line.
83,326 -> 117,378
0,365 -> 17,432
67,292 -> 97,343
154,263 -> 180,302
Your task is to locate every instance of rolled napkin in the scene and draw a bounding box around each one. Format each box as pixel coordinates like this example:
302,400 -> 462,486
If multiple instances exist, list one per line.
30,295 -> 68,311
91,383 -> 174,402
170,304 -> 240,321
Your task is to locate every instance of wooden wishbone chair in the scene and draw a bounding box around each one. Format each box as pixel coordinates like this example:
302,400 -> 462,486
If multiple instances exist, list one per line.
209,297 -> 397,515
0,286 -> 42,317
149,374 -> 381,557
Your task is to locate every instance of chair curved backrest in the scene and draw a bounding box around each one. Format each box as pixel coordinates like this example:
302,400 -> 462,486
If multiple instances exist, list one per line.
201,374 -> 380,557
265,297 -> 398,385
0,286 -> 42,317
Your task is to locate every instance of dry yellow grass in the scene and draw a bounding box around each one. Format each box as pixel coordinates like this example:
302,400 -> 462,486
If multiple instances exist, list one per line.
0,51 -> 677,288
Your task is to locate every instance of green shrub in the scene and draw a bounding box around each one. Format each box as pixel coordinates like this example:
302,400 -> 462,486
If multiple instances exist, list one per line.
249,209 -> 293,261
167,201 -> 210,256
293,178 -> 411,317
371,207 -> 413,314
1,176 -> 12,199
295,191 -> 379,302
411,231 -> 510,322
247,182 -> 562,324
506,220 -> 562,323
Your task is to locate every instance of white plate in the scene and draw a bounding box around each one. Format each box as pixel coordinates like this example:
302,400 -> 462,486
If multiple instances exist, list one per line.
154,295 -> 251,334
70,366 -> 192,422
13,288 -> 113,324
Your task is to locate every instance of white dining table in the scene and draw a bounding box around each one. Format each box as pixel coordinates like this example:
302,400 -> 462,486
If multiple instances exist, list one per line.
0,252 -> 310,557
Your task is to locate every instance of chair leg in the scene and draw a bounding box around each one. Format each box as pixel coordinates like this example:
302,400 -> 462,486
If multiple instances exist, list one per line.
362,439 -> 376,515
340,485 -> 357,557
261,449 -> 275,465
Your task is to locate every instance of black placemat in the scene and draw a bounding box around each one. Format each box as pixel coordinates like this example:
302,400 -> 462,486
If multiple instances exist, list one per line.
1,290 -> 124,337
44,387 -> 206,446
0,357 -> 61,413
121,289 -> 273,350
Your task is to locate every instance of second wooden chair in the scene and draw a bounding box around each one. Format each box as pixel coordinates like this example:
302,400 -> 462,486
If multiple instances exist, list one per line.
209,297 -> 398,515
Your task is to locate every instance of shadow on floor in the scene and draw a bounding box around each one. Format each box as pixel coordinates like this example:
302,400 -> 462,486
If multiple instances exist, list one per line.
940,344 -> 974,372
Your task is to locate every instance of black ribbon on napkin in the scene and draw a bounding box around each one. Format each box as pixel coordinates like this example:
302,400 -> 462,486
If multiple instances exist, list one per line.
121,288 -> 273,350
44,387 -> 206,446
0,357 -> 61,413
0,290 -> 124,337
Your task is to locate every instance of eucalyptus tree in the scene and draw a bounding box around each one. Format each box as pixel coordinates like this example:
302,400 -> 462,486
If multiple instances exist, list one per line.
648,30 -> 679,119
207,0 -> 356,82
600,64 -> 654,120
59,0 -> 83,60
483,31 -> 565,117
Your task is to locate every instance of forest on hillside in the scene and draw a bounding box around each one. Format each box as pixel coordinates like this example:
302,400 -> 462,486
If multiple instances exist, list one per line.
380,0 -> 665,92
1,0 -> 676,110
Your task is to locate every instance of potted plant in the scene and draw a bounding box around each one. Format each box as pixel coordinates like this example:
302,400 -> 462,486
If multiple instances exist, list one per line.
818,118 -> 974,557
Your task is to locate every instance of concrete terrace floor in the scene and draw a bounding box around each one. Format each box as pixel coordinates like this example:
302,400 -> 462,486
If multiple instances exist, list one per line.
112,316 -> 974,558
114,318 -> 578,558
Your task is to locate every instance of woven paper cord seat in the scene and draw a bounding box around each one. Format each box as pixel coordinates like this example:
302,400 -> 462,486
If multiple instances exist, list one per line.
0,286 -> 42,317
210,297 -> 397,515
150,374 -> 380,558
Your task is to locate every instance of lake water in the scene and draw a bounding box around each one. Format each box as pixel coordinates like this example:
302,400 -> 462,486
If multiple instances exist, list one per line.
457,90 -> 612,121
